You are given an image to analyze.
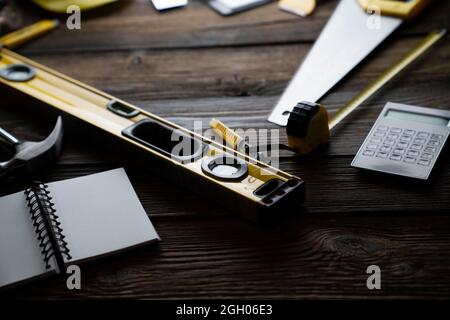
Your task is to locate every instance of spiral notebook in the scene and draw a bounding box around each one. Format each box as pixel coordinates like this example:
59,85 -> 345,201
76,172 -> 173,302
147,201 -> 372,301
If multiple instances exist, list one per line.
0,168 -> 159,290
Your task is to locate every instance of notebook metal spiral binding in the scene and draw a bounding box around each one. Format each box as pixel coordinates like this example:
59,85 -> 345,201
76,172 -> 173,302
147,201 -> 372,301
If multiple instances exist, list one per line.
24,182 -> 71,273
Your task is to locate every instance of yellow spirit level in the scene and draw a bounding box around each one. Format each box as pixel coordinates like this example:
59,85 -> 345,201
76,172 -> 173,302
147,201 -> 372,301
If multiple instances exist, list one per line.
0,48 -> 305,223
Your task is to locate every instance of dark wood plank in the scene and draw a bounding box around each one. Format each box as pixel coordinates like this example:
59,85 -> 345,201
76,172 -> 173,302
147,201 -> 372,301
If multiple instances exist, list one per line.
5,213 -> 450,299
1,159 -> 449,217
1,37 -> 448,156
10,36 -> 447,102
13,0 -> 450,53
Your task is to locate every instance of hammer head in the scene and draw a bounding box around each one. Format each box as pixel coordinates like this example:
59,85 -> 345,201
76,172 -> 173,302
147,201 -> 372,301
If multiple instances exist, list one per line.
0,116 -> 63,178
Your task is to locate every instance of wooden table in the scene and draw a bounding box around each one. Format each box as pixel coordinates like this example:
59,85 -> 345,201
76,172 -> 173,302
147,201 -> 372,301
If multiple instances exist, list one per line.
1,0 -> 449,299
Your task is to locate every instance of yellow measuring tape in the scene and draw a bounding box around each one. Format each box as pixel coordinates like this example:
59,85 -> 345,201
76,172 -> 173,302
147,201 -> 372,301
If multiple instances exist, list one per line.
285,29 -> 446,155
328,29 -> 447,130
210,30 -> 446,157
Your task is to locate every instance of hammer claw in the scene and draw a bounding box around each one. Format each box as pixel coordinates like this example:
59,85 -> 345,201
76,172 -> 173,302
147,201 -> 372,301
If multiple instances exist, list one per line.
0,116 -> 63,178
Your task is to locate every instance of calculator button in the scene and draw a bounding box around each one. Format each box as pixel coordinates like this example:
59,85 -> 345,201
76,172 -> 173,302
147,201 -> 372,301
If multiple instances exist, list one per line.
404,129 -> 416,136
410,144 -> 422,151
366,143 -> 378,150
421,153 -> 433,160
390,154 -> 402,161
373,131 -> 386,137
427,140 -> 440,147
417,132 -> 429,139
379,145 -> 392,153
407,150 -> 419,157
397,141 -> 409,149
403,157 -> 416,164
387,133 -> 399,140
393,148 -> 405,155
363,150 -> 375,157
413,138 -> 426,144
370,137 -> 382,144
418,159 -> 431,166
424,146 -> 437,153
431,134 -> 443,140
390,128 -> 402,134
400,136 -> 412,143
377,125 -> 389,131
376,152 -> 388,159
384,138 -> 395,145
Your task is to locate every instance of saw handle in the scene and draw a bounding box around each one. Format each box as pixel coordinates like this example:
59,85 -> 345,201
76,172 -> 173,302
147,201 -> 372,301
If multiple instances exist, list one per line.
357,0 -> 431,20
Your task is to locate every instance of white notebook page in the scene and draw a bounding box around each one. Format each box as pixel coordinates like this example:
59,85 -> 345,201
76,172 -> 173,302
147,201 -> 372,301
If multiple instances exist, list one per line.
47,168 -> 159,263
0,191 -> 56,289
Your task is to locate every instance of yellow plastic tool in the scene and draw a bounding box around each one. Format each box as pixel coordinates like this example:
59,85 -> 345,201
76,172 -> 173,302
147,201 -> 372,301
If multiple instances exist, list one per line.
210,118 -> 269,162
210,118 -> 248,152
32,0 -> 119,13
0,19 -> 59,49
279,0 -> 316,17
286,29 -> 446,154
357,0 -> 432,20
286,101 -> 330,155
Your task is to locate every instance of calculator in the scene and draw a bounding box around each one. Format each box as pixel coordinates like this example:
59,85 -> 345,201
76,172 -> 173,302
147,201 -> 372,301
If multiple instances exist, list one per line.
352,102 -> 450,180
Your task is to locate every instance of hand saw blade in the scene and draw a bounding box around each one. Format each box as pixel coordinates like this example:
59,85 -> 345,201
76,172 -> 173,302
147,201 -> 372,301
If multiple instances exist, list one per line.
268,0 -> 402,126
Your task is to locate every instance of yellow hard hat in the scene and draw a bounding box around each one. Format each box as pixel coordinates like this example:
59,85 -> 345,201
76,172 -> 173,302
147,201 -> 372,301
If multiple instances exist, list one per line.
33,0 -> 119,13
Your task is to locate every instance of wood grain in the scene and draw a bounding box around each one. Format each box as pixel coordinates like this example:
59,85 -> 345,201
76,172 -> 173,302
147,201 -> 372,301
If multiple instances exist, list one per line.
1,0 -> 449,299
9,37 -> 449,103
6,214 -> 450,299
15,0 -> 450,53
1,38 -> 448,157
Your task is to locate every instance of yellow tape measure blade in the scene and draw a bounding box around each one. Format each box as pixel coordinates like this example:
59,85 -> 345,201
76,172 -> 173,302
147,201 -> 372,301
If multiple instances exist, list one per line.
328,29 -> 446,130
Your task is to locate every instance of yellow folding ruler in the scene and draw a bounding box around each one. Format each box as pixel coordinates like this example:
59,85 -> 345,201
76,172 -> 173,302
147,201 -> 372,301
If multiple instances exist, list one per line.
0,19 -> 59,49
0,46 -> 305,224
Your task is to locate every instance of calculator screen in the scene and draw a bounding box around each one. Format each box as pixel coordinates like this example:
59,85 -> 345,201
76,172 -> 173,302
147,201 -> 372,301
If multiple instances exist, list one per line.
385,109 -> 449,126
